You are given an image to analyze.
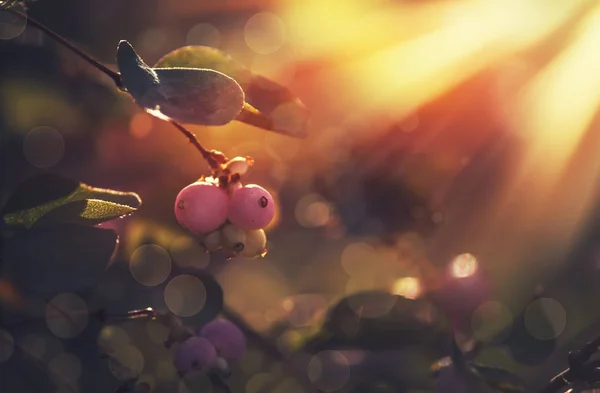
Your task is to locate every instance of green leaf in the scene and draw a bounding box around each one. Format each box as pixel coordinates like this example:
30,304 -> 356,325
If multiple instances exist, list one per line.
33,199 -> 137,227
155,46 -> 254,84
303,291 -> 451,352
116,40 -> 245,126
2,224 -> 118,295
2,173 -> 141,229
154,46 -> 310,138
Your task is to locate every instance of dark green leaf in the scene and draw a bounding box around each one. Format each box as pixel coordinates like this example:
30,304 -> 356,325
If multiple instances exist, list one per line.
303,291 -> 450,352
154,45 -> 309,138
501,296 -> 556,365
1,224 -> 117,295
116,40 -> 244,126
2,174 -> 141,228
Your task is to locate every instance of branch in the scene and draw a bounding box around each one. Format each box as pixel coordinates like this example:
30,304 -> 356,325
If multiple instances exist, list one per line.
169,121 -> 224,171
5,6 -> 225,171
5,7 -> 123,89
537,332 -> 600,393
3,307 -> 156,329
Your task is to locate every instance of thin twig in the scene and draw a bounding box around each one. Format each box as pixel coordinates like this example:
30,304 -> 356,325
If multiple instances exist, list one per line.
169,121 -> 222,171
537,332 -> 600,393
5,6 -> 227,171
2,307 -> 156,330
5,7 -> 124,89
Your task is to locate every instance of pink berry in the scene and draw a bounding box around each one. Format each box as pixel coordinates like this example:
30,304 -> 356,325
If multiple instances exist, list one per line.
228,184 -> 275,230
174,181 -> 229,234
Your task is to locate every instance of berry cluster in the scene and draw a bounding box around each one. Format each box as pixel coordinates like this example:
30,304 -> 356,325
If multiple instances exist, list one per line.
174,156 -> 274,258
173,318 -> 246,378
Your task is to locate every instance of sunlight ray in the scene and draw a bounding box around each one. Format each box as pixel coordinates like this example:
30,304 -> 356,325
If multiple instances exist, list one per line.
340,0 -> 591,117
495,2 -> 600,228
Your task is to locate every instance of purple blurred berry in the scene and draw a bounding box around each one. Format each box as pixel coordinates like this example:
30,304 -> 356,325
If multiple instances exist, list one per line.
173,336 -> 217,376
198,318 -> 246,365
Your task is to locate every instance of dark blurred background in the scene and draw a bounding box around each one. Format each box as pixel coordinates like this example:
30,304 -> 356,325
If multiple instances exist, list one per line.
3,0 -> 600,392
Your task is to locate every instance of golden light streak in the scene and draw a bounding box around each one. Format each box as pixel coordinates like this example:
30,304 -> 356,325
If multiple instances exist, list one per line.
281,0 -> 474,58
480,3 -> 600,270
509,3 -> 600,187
341,0 -> 591,116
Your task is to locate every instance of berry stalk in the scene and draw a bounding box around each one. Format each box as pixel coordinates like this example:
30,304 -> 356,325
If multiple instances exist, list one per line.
536,331 -> 600,393
170,121 -> 224,171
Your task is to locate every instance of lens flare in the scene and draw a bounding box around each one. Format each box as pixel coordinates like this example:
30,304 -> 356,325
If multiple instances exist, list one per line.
450,253 -> 478,278
392,277 -> 422,299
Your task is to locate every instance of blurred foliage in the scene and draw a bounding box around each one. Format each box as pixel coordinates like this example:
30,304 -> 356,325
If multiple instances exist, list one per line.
0,173 -> 140,300
500,295 -> 557,367
303,291 -> 450,352
1,223 -> 117,297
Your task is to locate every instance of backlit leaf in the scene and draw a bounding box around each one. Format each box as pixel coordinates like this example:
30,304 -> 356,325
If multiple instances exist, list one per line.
116,40 -> 244,126
33,199 -> 137,227
154,45 -> 309,138
2,174 -> 141,229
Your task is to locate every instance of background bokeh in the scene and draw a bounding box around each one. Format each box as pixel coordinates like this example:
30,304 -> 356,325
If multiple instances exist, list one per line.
3,0 -> 600,392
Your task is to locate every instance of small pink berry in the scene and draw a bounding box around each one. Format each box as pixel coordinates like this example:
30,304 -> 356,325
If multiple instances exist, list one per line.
228,184 -> 275,230
174,181 -> 229,234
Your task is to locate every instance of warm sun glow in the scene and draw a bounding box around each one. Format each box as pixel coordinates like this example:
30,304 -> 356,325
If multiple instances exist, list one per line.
451,253 -> 478,278
498,3 -> 600,223
342,0 -> 592,117
392,277 -> 422,299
